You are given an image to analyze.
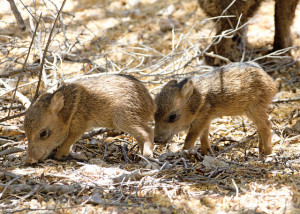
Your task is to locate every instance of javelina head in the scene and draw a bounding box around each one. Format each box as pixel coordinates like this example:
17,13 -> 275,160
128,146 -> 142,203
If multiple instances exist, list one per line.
154,79 -> 200,144
24,91 -> 71,164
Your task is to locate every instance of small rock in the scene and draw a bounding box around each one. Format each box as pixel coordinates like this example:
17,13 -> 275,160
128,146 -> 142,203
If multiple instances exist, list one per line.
159,18 -> 181,32
271,131 -> 281,143
157,4 -> 176,16
203,156 -> 229,169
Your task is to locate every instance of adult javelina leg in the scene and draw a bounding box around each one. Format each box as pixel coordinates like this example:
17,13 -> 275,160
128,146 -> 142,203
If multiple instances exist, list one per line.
273,0 -> 298,51
198,0 -> 262,65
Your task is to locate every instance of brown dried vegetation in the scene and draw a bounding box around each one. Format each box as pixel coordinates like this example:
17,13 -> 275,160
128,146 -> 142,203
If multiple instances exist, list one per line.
0,0 -> 299,213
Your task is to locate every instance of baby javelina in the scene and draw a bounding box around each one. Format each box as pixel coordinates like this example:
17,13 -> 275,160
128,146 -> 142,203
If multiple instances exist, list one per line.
25,75 -> 155,164
154,62 -> 277,155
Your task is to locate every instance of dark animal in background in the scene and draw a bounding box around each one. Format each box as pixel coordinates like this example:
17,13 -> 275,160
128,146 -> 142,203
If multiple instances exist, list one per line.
198,0 -> 299,65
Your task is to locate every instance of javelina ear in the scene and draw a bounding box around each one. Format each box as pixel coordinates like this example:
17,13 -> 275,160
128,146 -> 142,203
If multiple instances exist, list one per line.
50,92 -> 64,115
179,79 -> 194,99
166,80 -> 178,86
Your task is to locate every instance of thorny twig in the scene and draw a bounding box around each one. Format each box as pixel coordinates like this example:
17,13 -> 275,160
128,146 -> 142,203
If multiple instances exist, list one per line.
7,13 -> 42,116
32,0 -> 67,103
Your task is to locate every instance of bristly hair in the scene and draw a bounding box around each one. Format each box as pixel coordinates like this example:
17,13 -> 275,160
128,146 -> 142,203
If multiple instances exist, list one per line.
117,74 -> 139,82
177,78 -> 191,89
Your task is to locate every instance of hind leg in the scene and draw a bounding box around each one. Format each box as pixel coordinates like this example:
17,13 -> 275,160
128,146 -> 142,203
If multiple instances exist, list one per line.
246,109 -> 272,155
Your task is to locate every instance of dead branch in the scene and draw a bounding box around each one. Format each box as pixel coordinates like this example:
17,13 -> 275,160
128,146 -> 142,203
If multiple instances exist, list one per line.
272,96 -> 300,103
0,183 -> 79,197
0,79 -> 31,109
7,0 -> 26,31
7,13 -> 42,117
0,112 -> 26,123
0,64 -> 41,78
0,147 -> 24,156
112,169 -> 158,183
32,0 -> 67,103
217,135 -> 255,156
0,124 -> 23,136
81,128 -> 109,140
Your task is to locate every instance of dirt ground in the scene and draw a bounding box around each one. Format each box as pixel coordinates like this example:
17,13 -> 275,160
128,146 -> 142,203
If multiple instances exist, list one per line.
0,0 -> 299,213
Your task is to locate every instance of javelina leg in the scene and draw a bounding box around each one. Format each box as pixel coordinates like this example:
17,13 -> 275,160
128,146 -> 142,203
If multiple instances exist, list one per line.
55,132 -> 83,160
183,119 -> 211,154
122,125 -> 154,157
246,110 -> 272,155
200,125 -> 211,155
273,0 -> 298,51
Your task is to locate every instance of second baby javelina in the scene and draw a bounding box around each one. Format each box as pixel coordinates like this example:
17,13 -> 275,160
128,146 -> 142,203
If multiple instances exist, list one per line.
25,75 -> 155,164
154,62 -> 277,155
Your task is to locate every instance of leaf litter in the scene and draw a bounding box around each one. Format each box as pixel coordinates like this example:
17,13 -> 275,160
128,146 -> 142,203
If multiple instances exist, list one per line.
0,0 -> 299,213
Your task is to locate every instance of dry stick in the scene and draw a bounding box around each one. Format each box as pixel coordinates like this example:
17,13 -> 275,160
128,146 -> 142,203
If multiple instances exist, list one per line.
0,147 -> 25,156
0,177 -> 20,200
272,96 -> 300,103
0,112 -> 26,123
18,0 -> 37,23
0,64 -> 41,78
0,79 -> 30,109
217,135 -> 255,156
32,0 -> 67,103
7,0 -> 26,31
7,14 -> 42,117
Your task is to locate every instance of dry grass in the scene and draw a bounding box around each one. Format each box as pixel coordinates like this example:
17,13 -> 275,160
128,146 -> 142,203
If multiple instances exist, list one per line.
0,0 -> 299,213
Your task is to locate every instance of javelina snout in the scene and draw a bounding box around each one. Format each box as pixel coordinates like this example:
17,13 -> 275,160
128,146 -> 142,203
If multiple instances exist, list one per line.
154,62 -> 277,155
24,75 -> 155,164
154,79 -> 198,144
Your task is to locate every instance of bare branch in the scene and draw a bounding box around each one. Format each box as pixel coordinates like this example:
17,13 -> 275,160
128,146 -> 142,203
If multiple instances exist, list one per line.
7,13 -> 42,116
7,0 -> 26,31
32,0 -> 67,103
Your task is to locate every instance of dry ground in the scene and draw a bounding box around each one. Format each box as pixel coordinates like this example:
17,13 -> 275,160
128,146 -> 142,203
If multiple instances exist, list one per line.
0,0 -> 299,213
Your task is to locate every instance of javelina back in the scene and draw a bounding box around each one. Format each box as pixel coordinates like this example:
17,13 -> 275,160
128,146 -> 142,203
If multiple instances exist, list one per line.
24,75 -> 155,164
154,62 -> 277,155
198,0 -> 298,64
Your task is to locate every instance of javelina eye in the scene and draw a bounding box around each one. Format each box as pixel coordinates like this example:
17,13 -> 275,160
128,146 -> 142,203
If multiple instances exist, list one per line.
40,129 -> 50,139
168,113 -> 179,123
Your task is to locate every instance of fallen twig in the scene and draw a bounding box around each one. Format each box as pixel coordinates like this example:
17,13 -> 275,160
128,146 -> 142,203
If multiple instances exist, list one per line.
0,64 -> 41,78
0,79 -> 31,109
0,112 -> 26,123
272,97 -> 300,103
0,147 -> 25,156
112,169 -> 158,183
217,135 -> 255,156
81,128 -> 109,140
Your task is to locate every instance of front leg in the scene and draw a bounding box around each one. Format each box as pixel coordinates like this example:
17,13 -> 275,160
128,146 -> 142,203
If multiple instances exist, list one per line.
183,119 -> 211,153
200,125 -> 211,155
55,131 -> 83,160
